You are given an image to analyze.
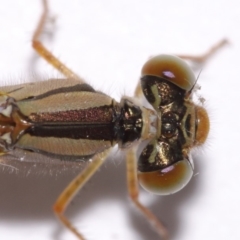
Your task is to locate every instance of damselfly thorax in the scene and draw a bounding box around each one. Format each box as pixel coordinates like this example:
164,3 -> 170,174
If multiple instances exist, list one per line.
0,0 -> 228,239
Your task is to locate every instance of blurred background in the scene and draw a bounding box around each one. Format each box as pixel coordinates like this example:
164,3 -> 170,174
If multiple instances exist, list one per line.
0,0 -> 238,240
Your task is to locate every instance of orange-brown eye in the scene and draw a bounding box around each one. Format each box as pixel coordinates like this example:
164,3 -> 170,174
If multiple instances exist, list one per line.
138,159 -> 193,195
141,54 -> 195,91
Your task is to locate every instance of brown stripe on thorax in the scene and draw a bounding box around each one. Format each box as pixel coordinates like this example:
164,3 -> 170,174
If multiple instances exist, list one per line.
28,105 -> 115,123
27,124 -> 116,141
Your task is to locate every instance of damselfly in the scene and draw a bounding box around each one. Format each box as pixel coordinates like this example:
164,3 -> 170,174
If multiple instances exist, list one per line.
0,0 -> 228,239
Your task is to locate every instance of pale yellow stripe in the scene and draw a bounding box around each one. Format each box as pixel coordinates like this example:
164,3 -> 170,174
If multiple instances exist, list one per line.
17,134 -> 113,157
0,78 -> 87,101
17,91 -> 112,116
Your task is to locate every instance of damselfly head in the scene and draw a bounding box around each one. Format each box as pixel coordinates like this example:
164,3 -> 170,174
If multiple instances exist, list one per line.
138,55 -> 210,195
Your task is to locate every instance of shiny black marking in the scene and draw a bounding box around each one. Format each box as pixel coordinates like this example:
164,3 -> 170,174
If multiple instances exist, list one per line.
137,85 -> 189,172
162,112 -> 178,138
141,75 -> 186,107
138,139 -> 184,172
114,99 -> 143,146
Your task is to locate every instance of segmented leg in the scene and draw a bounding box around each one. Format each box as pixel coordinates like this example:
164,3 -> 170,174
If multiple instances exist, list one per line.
126,147 -> 169,240
53,149 -> 111,240
134,39 -> 229,99
32,0 -> 83,80
177,39 -> 229,63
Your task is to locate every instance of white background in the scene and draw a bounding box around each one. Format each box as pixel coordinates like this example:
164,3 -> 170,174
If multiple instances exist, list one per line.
0,0 -> 239,240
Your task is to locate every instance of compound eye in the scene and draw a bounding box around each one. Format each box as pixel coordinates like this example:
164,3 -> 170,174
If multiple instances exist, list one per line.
138,159 -> 193,195
141,54 -> 195,91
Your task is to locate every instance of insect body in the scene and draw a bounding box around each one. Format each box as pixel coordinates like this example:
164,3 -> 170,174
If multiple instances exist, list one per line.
0,0 -> 227,239
0,55 -> 206,189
